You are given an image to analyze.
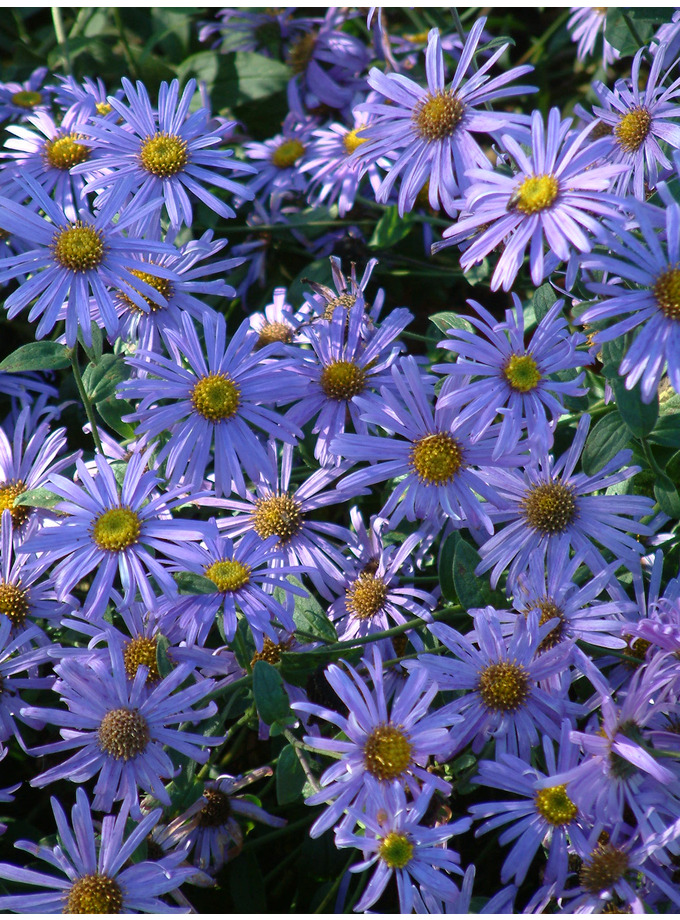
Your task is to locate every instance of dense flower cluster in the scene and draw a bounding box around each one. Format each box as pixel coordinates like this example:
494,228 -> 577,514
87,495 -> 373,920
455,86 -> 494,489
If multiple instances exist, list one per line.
0,6 -> 679,915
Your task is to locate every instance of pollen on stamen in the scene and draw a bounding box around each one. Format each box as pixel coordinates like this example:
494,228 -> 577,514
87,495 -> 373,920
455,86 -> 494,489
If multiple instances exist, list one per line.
11,90 -> 42,109
123,636 -> 161,683
191,373 -> 241,422
140,132 -> 188,178
409,432 -> 464,486
477,660 -> 530,712
521,481 -> 577,535
252,493 -> 303,543
53,222 -> 105,273
513,174 -> 560,215
363,723 -> 413,780
97,707 -> 150,760
534,784 -> 577,826
346,573 -> 388,620
198,788 -> 232,828
271,139 -> 305,169
256,321 -> 294,348
119,267 -> 174,314
322,292 -> 357,321
0,582 -> 30,628
0,479 -> 30,527
44,133 -> 90,170
204,558 -> 251,593
413,91 -> 465,142
614,105 -> 652,153
652,265 -> 680,321
579,842 -> 629,894
251,636 -> 294,667
66,874 -> 124,914
504,353 -> 542,392
320,360 -> 367,400
379,831 -> 414,869
525,597 -> 565,651
92,507 -> 141,552
343,127 -> 369,155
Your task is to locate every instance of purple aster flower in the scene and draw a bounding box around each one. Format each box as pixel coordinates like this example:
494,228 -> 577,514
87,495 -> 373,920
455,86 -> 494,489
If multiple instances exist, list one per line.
291,647 -> 457,838
52,74 -> 122,120
287,300 -> 411,466
579,200 -> 680,403
247,286 -> 307,348
22,450 -> 209,620
199,7 -> 295,54
469,719 -> 591,891
0,371 -> 58,405
333,355 -> 524,531
0,67 -> 51,123
567,7 -> 620,67
119,311 -> 302,497
433,107 -> 626,290
159,770 -> 286,875
74,77 -> 256,231
475,415 -> 655,591
623,595 -> 680,656
0,617 -> 52,749
352,19 -> 535,216
0,401 -> 71,537
0,174 -> 178,346
410,609 -> 576,759
590,44 -> 680,199
25,639 -> 221,816
336,778 -> 470,913
434,294 -> 589,458
301,256 -> 387,328
163,523 -> 306,647
206,441 -> 354,599
0,786 -> 196,913
0,747 -> 19,837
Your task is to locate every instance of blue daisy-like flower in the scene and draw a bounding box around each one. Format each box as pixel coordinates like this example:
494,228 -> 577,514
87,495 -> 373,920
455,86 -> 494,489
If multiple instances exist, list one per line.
0,174 -> 178,346
352,19 -> 535,216
567,7 -> 619,68
0,67 -> 52,123
0,786 -> 195,913
120,310 -> 303,497
24,640 -> 221,816
434,294 -> 589,458
22,450 -> 209,620
75,77 -> 256,231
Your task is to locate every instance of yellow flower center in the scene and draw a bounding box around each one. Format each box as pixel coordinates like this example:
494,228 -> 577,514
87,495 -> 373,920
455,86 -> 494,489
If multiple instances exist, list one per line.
11,90 -> 42,109
409,432 -> 464,485
379,832 -> 414,869
346,573 -> 388,620
522,481 -> 577,534
322,292 -> 357,321
614,106 -> 652,153
364,723 -> 413,780
653,265 -> 680,321
198,788 -> 232,828
92,507 -> 142,552
97,707 -> 150,760
45,133 -> 90,170
252,493 -> 302,543
320,360 -> 367,400
96,101 -> 113,116
257,321 -> 293,347
53,222 -> 105,272
191,373 -> 241,422
344,127 -> 368,155
504,353 -> 542,392
123,636 -> 160,683
119,267 -> 174,314
526,597 -> 565,651
287,31 -> 317,74
251,635 -> 294,667
271,138 -> 305,169
478,660 -> 530,712
579,843 -> 629,894
534,784 -> 577,826
413,91 -> 465,142
204,558 -> 251,593
0,479 -> 29,527
513,174 -> 560,215
0,582 -> 30,628
139,132 -> 188,177
66,874 -> 124,914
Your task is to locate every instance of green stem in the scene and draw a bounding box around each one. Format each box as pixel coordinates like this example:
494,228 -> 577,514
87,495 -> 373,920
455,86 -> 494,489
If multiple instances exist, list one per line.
282,727 -> 321,791
314,852 -> 356,914
70,347 -> 104,455
51,7 -> 72,74
640,438 -> 665,478
322,606 -> 463,653
518,9 -> 570,65
112,8 -> 139,79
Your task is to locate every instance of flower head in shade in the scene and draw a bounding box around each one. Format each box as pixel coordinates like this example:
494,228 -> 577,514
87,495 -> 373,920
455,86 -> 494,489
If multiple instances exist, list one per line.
590,43 -> 680,199
25,639 -> 221,817
434,295 -> 589,458
0,174 -> 177,346
74,77 -> 256,231
287,300 -> 411,466
52,75 -> 121,120
433,107 -> 626,291
291,647 -> 456,838
475,415 -> 654,591
159,770 -> 286,875
120,311 -> 302,497
302,255 -> 385,326
411,609 -> 575,760
22,450 -> 209,620
199,7 -> 295,54
469,720 -> 591,891
567,7 -> 620,67
335,779 -> 470,913
0,787 -> 195,913
333,355 -> 523,532
579,200 -> 680,403
0,67 -> 51,123
248,286 -> 306,348
353,20 -> 535,216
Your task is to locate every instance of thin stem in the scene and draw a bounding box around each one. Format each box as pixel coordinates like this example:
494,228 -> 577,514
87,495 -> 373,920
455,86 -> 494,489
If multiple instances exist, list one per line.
517,9 -> 570,66
51,7 -> 72,74
112,8 -> 139,79
282,728 -> 321,792
70,347 -> 104,455
322,606 -> 464,653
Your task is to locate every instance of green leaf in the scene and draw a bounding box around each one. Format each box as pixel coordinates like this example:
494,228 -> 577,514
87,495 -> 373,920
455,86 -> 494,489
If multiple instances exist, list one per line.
155,634 -> 173,679
654,474 -> 680,518
0,341 -> 71,372
95,397 -> 136,440
225,851 -> 267,912
177,50 -> 289,106
531,283 -> 558,324
279,646 -> 363,689
252,660 -> 292,725
601,337 -> 626,372
78,323 -> 104,364
611,376 -> 659,438
453,537 -> 494,610
292,582 -> 337,643
438,532 -> 458,603
15,487 -> 61,510
429,312 -> 474,337
648,415 -> 680,448
369,206 -> 414,249
173,572 -> 216,595
581,411 -> 630,475
605,9 -> 656,56
82,353 -> 128,402
276,744 -> 307,805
